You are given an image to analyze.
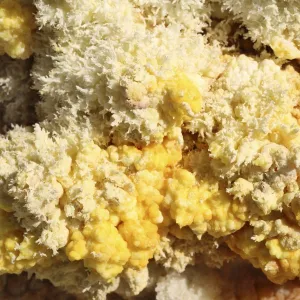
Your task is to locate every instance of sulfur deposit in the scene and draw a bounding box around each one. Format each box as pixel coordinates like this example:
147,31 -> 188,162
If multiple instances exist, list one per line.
1,0 -> 300,299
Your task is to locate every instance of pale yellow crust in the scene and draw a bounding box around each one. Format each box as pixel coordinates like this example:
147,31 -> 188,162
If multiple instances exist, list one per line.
0,0 -> 36,59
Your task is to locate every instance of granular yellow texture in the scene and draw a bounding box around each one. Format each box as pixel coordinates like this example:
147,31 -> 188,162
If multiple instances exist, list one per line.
2,0 -> 300,297
0,126 -> 246,283
66,210 -> 131,281
0,210 -> 48,274
227,225 -> 300,284
0,0 -> 36,59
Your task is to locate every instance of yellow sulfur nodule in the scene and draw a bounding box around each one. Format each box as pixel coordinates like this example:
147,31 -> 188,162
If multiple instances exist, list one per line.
0,0 -> 36,59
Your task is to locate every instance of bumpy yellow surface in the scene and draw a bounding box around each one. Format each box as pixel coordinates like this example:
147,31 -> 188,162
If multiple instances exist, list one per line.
162,73 -> 203,122
2,83 -> 300,284
165,169 -> 246,239
0,0 -> 36,59
0,126 -> 246,282
2,0 -> 300,291
66,209 -> 131,281
1,58 -> 300,288
227,226 -> 300,284
0,210 -> 49,274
